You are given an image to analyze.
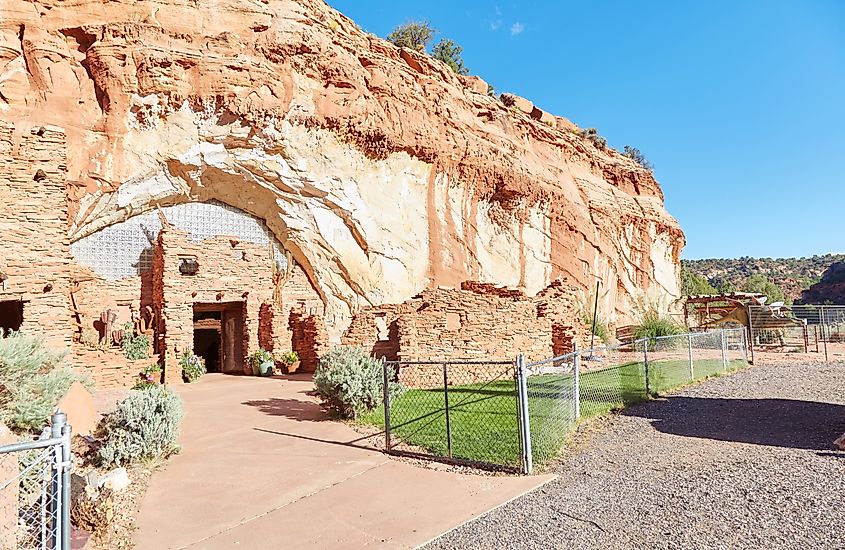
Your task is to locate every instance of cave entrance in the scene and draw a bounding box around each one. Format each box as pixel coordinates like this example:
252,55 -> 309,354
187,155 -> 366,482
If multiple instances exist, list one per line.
193,303 -> 245,374
0,300 -> 24,336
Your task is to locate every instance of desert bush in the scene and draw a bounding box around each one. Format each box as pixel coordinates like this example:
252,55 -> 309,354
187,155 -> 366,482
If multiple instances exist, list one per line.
180,351 -> 206,383
432,38 -> 469,75
313,347 -> 403,419
122,323 -> 150,360
387,21 -> 435,51
578,127 -> 607,150
0,332 -> 82,432
98,386 -> 183,467
585,314 -> 610,343
623,145 -> 654,171
633,310 -> 684,343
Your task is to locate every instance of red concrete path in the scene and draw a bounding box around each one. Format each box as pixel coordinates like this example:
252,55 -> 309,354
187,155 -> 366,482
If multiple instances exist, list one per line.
134,374 -> 553,549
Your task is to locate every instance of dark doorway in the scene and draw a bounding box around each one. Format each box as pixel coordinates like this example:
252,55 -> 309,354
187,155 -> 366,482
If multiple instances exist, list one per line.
193,302 -> 245,374
194,328 -> 221,373
0,300 -> 24,336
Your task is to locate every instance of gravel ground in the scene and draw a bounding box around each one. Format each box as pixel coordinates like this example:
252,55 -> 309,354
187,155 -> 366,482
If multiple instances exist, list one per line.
426,361 -> 845,549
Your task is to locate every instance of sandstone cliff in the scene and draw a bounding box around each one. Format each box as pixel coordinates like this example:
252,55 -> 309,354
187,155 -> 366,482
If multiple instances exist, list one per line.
0,0 -> 684,331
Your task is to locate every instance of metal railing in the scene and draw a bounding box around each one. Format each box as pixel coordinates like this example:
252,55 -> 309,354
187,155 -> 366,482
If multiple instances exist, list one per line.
370,328 -> 748,474
746,304 -> 845,362
0,412 -> 72,550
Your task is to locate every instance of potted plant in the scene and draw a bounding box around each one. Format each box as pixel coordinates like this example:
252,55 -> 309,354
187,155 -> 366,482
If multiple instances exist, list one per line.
180,350 -> 206,383
134,363 -> 162,390
279,351 -> 300,374
248,349 -> 274,377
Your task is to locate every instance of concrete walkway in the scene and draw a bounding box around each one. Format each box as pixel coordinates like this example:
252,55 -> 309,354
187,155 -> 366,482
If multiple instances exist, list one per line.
134,374 -> 552,549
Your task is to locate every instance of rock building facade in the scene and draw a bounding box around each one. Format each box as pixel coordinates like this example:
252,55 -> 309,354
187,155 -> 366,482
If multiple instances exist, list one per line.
0,0 -> 685,387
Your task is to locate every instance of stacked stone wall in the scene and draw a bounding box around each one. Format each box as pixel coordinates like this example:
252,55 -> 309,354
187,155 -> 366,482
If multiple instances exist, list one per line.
155,228 -> 281,382
289,311 -> 329,372
343,280 -> 587,386
0,122 -> 72,349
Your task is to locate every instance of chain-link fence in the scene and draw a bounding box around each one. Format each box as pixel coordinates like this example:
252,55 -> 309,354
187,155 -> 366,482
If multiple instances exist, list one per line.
363,360 -> 521,471
0,412 -> 72,550
747,304 -> 845,362
363,328 -> 749,474
520,328 -> 747,471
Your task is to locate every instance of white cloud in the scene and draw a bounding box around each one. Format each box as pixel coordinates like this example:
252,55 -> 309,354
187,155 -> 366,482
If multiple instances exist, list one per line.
490,19 -> 502,30
510,22 -> 525,35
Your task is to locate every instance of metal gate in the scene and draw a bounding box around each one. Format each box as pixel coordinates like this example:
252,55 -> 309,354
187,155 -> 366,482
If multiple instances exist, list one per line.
0,411 -> 72,550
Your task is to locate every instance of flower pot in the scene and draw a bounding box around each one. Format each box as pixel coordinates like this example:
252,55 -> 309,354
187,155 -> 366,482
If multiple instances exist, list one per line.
258,359 -> 274,377
285,360 -> 301,374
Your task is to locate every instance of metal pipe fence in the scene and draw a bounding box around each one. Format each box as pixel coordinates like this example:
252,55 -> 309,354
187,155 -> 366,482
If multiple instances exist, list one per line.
369,328 -> 749,474
746,304 -> 845,362
0,412 -> 72,550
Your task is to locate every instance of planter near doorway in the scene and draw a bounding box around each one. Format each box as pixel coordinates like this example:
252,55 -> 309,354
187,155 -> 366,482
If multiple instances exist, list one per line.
279,351 -> 300,374
248,349 -> 274,377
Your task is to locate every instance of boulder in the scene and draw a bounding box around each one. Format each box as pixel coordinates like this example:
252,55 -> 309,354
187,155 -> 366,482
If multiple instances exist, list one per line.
461,75 -> 489,95
530,106 -> 556,126
56,381 -> 98,436
98,467 -> 131,493
0,422 -> 18,548
555,116 -> 578,132
500,93 -> 534,114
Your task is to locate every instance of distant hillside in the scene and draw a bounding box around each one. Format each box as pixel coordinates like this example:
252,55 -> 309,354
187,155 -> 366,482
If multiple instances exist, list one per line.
799,262 -> 845,304
682,254 -> 845,302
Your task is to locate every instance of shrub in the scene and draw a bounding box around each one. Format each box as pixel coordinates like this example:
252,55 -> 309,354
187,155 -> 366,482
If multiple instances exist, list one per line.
98,386 -> 183,467
387,21 -> 435,51
432,38 -> 469,75
579,127 -> 607,150
313,347 -> 403,419
585,314 -> 610,343
633,310 -> 684,345
180,351 -> 206,383
122,323 -> 150,361
623,145 -> 654,171
0,332 -> 82,432
133,363 -> 161,390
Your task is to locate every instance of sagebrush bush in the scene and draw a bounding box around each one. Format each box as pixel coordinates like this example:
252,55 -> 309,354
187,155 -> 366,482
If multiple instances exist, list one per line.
0,332 -> 82,432
313,347 -> 403,419
98,386 -> 183,467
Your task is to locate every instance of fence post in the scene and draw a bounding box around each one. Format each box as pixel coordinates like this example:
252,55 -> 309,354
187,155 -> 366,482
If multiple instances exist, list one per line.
746,305 -> 756,365
573,342 -> 581,420
740,329 -> 749,363
720,330 -> 728,371
382,358 -> 392,452
515,354 -> 532,475
50,410 -> 71,550
820,306 -> 829,363
643,339 -> 650,398
687,333 -> 694,381
442,363 -> 452,459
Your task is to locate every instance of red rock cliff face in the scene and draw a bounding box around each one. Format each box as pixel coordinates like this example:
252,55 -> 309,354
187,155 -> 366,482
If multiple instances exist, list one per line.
0,0 -> 684,332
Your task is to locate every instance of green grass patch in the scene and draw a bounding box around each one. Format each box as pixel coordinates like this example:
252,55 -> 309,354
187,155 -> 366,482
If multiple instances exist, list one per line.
360,358 -> 748,468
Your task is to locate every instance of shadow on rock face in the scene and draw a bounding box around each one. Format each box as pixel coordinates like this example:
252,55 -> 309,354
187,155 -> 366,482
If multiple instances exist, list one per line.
623,396 -> 845,451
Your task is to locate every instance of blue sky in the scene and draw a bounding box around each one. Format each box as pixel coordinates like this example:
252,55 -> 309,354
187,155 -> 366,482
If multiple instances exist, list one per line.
326,0 -> 844,260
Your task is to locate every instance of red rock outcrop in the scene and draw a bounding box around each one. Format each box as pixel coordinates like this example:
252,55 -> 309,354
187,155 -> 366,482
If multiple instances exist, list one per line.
0,0 -> 684,334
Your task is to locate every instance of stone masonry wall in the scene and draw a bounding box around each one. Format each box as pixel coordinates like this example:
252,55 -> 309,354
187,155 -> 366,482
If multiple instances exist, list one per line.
289,310 -> 329,373
154,228 -> 282,382
343,280 -> 587,386
0,122 -> 73,349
